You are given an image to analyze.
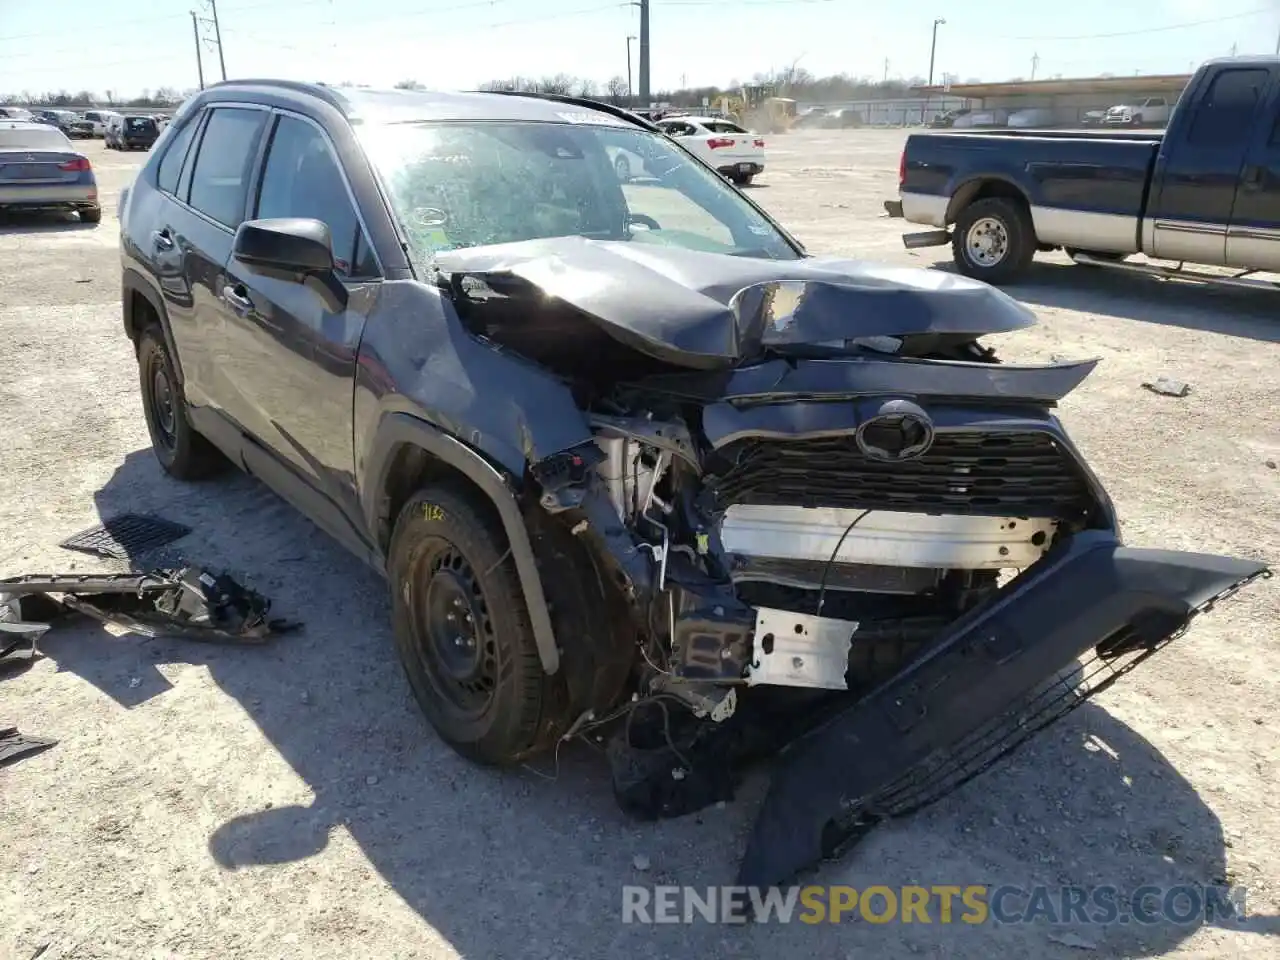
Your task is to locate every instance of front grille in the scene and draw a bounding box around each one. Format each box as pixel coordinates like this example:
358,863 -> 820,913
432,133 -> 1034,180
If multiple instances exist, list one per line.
709,431 -> 1093,519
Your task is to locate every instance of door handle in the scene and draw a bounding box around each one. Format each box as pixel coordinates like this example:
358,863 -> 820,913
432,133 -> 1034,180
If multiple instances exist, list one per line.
152,229 -> 174,250
221,283 -> 254,315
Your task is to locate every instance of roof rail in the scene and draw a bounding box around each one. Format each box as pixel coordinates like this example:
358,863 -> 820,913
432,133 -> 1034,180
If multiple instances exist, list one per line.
475,90 -> 660,131
203,77 -> 347,113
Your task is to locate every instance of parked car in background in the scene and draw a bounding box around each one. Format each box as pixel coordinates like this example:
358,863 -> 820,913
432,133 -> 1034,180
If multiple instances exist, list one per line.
1007,107 -> 1056,128
0,106 -> 34,121
654,115 -> 765,185
606,143 -> 648,181
83,109 -> 121,137
930,108 -> 971,128
106,114 -> 160,150
1103,96 -> 1171,127
0,120 -> 100,222
885,56 -> 1280,288
1079,108 -> 1107,126
31,109 -> 87,136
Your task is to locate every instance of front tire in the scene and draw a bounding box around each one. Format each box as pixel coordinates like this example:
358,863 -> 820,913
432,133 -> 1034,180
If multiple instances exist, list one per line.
952,196 -> 1036,284
137,328 -> 225,480
732,173 -> 754,186
388,485 -> 559,765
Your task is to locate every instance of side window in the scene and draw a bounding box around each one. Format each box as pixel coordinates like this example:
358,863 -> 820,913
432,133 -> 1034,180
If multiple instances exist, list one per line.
187,107 -> 266,228
1187,69 -> 1270,148
254,114 -> 376,278
156,115 -> 199,195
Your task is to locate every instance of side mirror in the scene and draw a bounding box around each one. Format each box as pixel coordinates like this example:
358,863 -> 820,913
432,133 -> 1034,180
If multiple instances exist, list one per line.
232,218 -> 347,313
233,217 -> 334,274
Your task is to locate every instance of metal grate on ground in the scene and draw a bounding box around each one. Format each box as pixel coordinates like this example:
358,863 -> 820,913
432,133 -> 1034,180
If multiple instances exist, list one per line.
58,514 -> 191,560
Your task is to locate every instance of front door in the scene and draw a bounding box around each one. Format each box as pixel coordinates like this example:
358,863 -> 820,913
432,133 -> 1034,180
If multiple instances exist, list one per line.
1226,71 -> 1280,271
219,111 -> 379,543
1147,66 -> 1272,265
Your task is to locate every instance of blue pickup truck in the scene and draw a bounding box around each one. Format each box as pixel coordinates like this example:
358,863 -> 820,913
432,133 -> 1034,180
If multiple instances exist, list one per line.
885,56 -> 1280,288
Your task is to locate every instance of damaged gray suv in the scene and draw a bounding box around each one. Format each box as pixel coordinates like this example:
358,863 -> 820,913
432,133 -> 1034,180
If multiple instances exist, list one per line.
118,80 -> 1270,888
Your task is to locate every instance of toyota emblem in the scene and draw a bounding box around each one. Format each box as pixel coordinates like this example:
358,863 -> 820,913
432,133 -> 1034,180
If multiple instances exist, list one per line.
855,400 -> 935,463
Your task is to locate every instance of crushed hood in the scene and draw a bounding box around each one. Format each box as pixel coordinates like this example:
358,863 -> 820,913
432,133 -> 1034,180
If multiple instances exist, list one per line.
434,237 -> 1038,369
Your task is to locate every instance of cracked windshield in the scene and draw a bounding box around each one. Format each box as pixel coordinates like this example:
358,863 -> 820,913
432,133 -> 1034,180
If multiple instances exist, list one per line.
359,119 -> 798,262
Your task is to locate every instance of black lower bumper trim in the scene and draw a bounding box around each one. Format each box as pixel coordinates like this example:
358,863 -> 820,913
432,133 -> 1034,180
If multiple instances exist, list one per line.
737,531 -> 1270,887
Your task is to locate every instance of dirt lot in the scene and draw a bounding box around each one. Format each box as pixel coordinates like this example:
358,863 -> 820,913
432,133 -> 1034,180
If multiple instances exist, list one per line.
2,129 -> 1278,960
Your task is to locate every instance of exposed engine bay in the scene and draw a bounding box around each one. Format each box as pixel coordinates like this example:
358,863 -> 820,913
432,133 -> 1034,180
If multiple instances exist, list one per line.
431,237 -> 1270,888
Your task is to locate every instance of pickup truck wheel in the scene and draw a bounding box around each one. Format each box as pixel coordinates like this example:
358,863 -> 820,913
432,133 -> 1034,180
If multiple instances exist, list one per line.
952,197 -> 1036,283
388,486 -> 557,766
137,328 -> 226,481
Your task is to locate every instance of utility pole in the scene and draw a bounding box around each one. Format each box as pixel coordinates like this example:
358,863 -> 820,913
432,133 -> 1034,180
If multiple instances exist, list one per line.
1031,52 -> 1040,80
883,58 -> 889,83
208,0 -> 227,81
639,0 -> 650,106
626,35 -> 635,106
1230,42 -> 1238,57
926,17 -> 945,123
928,17 -> 945,87
191,11 -> 206,90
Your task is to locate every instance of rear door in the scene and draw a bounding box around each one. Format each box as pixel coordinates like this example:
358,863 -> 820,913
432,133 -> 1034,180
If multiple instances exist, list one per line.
658,119 -> 706,163
1146,65 -> 1272,265
152,104 -> 268,413
1226,69 -> 1280,271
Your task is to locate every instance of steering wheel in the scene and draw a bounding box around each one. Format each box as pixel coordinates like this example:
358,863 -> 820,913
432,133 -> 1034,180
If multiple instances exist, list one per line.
628,213 -> 663,232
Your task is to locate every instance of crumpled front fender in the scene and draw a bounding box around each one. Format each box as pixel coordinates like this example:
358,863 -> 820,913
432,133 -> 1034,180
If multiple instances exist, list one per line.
738,531 -> 1271,887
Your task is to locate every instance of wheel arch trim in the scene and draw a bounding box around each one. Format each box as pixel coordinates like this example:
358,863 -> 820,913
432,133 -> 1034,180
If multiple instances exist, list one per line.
122,267 -> 185,385
365,412 -> 561,676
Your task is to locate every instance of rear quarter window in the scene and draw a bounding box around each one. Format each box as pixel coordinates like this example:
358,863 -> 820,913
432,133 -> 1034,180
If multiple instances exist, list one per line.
156,116 -> 200,195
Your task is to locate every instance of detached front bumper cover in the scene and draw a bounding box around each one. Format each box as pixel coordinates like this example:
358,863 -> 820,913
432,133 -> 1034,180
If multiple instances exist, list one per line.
738,531 -> 1271,887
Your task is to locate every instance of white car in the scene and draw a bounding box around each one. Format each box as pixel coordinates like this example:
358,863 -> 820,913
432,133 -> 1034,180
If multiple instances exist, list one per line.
654,116 -> 765,186
1103,97 -> 1171,127
81,109 -> 120,137
607,144 -> 649,182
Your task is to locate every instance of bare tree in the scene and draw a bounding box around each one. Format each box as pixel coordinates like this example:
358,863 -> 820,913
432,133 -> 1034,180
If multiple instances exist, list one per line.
605,75 -> 628,105
394,79 -> 424,90
576,77 -> 598,98
536,74 -> 576,95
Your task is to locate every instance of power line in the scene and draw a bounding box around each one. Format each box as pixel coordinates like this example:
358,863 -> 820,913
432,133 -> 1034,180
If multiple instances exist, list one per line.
997,6 -> 1272,41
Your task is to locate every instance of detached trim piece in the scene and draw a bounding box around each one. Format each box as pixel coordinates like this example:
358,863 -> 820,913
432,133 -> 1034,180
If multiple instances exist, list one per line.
366,413 -> 561,675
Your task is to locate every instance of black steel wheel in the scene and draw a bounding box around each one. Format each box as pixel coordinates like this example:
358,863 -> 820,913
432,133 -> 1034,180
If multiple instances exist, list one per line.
414,542 -> 499,717
136,328 -> 225,480
388,485 -> 561,765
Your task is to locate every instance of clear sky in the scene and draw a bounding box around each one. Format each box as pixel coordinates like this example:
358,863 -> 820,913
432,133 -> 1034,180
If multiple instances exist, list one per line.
2,0 -> 1279,99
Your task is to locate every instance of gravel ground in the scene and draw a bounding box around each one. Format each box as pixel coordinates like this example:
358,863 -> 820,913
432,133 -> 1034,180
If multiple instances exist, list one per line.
1,131 -> 1278,960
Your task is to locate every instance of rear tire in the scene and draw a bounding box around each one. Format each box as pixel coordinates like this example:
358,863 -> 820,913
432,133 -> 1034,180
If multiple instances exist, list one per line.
952,197 -> 1036,284
388,485 -> 560,765
79,206 -> 101,224
732,173 -> 754,186
137,327 -> 225,481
